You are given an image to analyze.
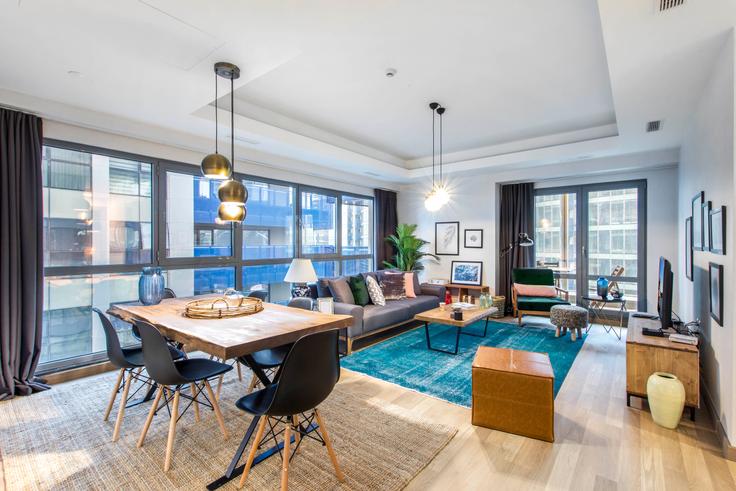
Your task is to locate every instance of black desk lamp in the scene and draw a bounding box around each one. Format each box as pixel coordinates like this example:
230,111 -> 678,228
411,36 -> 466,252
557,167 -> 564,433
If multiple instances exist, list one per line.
500,233 -> 534,258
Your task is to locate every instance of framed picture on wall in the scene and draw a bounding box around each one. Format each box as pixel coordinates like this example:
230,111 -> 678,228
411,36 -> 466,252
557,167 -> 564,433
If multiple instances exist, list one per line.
451,261 -> 483,286
685,217 -> 693,281
464,229 -> 483,248
709,205 -> 726,255
709,262 -> 723,326
435,221 -> 460,255
692,191 -> 704,251
702,201 -> 712,251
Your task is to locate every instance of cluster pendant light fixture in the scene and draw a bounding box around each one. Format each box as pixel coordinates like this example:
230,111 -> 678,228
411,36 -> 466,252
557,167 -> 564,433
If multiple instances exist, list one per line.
200,62 -> 248,222
424,102 -> 450,212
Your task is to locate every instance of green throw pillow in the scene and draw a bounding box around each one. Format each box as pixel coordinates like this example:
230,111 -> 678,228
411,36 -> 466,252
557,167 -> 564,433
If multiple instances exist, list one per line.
348,275 -> 371,306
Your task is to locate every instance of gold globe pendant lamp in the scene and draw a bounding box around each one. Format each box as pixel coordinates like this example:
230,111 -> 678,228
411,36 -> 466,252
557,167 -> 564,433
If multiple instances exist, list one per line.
217,202 -> 246,222
201,63 -> 239,180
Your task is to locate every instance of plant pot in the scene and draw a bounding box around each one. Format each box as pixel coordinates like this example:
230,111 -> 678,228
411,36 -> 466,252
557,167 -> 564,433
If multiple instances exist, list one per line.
646,372 -> 685,429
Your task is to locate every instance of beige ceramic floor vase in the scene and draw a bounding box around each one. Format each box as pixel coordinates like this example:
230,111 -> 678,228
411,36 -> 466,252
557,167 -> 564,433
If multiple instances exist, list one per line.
646,372 -> 685,429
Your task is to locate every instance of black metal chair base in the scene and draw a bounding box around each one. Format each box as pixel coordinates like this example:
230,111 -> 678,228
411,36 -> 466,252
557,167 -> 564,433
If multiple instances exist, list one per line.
424,318 -> 489,355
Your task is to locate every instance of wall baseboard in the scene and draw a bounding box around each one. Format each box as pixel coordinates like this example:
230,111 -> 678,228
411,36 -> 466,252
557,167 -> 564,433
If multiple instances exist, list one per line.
41,361 -> 116,385
701,375 -> 736,461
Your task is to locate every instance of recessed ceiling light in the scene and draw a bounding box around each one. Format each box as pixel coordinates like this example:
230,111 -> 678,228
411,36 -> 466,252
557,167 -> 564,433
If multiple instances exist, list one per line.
385,68 -> 397,78
67,70 -> 83,78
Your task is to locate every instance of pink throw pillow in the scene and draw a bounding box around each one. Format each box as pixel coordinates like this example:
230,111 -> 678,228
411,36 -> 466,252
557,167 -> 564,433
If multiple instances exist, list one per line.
514,283 -> 557,297
404,272 -> 416,298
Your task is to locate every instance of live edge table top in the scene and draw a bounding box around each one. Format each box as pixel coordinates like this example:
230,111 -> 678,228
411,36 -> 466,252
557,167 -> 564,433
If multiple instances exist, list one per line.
414,305 -> 498,328
108,295 -> 353,360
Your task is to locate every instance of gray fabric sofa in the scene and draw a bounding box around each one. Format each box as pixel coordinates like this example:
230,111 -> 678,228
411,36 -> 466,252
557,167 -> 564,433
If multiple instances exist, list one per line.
309,270 -> 446,354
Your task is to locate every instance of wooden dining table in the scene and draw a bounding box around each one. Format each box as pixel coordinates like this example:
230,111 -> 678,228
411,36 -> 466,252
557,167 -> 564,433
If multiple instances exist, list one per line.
107,294 -> 353,489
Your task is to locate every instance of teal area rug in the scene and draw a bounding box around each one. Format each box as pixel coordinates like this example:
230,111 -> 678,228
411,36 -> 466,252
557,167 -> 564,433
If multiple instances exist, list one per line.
341,320 -> 586,407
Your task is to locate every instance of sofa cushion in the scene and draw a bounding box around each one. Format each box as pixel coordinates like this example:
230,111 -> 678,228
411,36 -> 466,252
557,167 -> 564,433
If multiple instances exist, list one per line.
514,284 -> 557,297
381,271 -> 406,300
404,272 -> 416,298
365,275 -> 385,306
362,304 -> 411,333
516,295 -> 568,312
348,275 -> 371,306
328,277 -> 355,304
385,296 -> 439,317
316,278 -> 333,298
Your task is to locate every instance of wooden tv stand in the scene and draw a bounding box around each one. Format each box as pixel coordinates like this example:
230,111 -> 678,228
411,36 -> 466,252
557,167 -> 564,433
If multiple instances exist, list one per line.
626,313 -> 699,420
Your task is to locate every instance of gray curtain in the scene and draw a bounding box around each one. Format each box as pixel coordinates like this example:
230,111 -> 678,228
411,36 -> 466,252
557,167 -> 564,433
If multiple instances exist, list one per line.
375,189 -> 398,268
497,182 -> 535,313
0,108 -> 48,399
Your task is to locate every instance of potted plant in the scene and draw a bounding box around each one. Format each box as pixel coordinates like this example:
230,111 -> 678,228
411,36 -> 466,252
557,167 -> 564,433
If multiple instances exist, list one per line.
383,224 -> 439,272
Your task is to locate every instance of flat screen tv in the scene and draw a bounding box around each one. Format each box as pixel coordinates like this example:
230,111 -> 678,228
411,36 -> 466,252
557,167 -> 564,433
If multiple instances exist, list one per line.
657,256 -> 673,330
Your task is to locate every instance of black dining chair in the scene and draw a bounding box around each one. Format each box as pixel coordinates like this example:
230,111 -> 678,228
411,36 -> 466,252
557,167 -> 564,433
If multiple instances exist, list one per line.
93,308 -> 185,442
128,287 -> 177,342
135,320 -> 233,472
163,287 -> 177,299
236,329 -> 344,490
240,296 -> 309,394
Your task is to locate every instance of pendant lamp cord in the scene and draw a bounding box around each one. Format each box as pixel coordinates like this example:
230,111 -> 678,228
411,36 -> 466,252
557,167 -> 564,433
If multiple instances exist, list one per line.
431,107 -> 436,188
214,70 -> 218,154
439,109 -> 443,183
230,75 -> 234,167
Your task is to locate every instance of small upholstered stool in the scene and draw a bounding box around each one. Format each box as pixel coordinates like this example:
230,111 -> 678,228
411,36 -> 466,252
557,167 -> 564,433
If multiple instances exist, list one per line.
472,346 -> 554,442
550,304 -> 588,341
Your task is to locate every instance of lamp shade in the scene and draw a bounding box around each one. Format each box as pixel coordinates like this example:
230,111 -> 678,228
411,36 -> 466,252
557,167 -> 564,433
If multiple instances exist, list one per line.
284,258 -> 318,283
201,153 -> 232,180
218,179 -> 248,204
519,233 -> 534,247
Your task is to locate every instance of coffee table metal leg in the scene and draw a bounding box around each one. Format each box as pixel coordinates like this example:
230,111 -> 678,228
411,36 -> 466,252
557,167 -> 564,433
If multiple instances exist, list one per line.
460,316 -> 489,338
425,322 -> 461,355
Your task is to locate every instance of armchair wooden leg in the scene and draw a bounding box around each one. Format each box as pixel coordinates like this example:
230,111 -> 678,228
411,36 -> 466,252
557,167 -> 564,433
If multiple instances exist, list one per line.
346,338 -> 353,355
137,386 -> 163,448
238,417 -> 268,489
112,370 -> 133,442
103,368 -> 125,422
204,379 -> 228,439
191,383 -> 200,422
164,388 -> 181,472
314,409 -> 344,482
281,424 -> 291,491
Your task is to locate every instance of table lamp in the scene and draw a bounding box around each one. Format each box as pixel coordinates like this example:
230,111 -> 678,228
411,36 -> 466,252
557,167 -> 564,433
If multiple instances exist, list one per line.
284,258 -> 318,297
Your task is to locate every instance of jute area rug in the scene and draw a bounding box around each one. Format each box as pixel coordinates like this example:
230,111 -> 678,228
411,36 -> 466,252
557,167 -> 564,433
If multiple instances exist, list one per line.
0,367 -> 456,490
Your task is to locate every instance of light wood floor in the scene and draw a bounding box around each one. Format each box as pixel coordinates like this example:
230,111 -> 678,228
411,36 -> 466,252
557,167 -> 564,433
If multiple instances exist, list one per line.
339,320 -> 736,490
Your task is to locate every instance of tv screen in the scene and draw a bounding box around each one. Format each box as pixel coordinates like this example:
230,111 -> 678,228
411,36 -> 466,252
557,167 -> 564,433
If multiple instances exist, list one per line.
657,256 -> 673,329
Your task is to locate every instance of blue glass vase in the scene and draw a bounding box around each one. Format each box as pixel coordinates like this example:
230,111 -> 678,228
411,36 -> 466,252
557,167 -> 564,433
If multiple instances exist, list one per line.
596,277 -> 609,299
139,267 -> 165,305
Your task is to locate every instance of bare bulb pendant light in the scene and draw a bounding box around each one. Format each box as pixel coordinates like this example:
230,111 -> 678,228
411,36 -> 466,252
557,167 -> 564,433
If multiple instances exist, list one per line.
425,102 -> 449,211
201,63 -> 234,180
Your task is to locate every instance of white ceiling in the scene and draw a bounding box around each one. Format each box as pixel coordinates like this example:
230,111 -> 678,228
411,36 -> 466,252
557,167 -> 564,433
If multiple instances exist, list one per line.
0,0 -> 734,183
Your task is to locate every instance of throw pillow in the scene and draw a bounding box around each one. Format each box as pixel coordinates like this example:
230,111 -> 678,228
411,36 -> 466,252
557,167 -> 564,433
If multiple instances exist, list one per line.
404,272 -> 416,298
348,275 -> 371,306
381,272 -> 406,300
365,275 -> 385,306
514,283 -> 557,297
316,278 -> 333,298
328,277 -> 355,304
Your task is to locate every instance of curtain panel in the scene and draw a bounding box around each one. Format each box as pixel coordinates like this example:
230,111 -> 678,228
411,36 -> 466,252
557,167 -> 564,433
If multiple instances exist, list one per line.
0,108 -> 48,399
374,189 -> 398,268
497,182 -> 535,313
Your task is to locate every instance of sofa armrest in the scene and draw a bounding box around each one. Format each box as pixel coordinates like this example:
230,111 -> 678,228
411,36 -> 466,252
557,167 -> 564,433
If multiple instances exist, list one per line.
420,283 -> 446,301
333,302 -> 363,338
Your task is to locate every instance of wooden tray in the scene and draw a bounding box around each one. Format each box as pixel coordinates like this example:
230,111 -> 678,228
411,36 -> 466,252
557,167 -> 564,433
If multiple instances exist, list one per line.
184,296 -> 263,319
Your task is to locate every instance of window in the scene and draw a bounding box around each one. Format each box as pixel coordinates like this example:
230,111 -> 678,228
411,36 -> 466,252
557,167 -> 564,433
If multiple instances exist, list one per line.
41,141 -> 374,373
43,146 -> 152,267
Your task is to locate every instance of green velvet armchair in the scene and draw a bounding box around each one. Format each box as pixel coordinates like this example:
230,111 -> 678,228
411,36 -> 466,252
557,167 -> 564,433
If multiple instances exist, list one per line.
511,268 -> 570,325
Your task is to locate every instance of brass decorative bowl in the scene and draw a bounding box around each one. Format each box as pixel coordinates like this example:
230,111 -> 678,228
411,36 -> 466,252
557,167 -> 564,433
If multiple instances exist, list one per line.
184,296 -> 263,319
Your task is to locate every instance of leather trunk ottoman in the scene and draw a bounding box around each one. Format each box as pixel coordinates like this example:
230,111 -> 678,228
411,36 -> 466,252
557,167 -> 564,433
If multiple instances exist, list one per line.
471,346 -> 555,442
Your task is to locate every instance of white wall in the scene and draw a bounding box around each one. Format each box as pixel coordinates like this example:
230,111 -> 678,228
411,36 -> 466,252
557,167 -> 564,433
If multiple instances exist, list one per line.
398,155 -> 678,313
42,120 -> 380,198
677,31 -> 736,444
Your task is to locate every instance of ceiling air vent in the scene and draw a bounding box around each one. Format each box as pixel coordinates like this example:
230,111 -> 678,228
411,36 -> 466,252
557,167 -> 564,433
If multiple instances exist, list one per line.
656,0 -> 685,12
646,120 -> 662,132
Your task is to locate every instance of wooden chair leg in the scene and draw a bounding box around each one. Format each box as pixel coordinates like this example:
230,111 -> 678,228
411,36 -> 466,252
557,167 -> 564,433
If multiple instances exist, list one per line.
191,383 -> 200,422
314,409 -> 344,482
204,380 -> 228,439
216,374 -> 224,400
236,361 -> 242,382
281,423 -> 291,491
247,373 -> 259,394
164,388 -> 181,472
103,368 -> 125,422
112,370 -> 133,442
238,417 -> 268,488
292,415 -> 300,448
137,386 -> 164,448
